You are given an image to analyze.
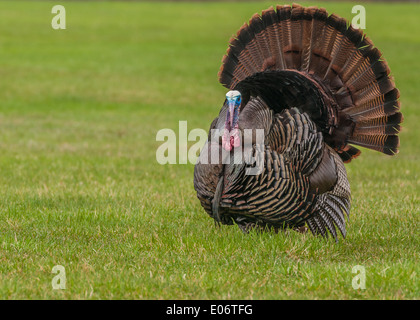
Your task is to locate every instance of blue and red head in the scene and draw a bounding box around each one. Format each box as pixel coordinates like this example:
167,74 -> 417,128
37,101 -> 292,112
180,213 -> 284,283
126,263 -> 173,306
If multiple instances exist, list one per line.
222,90 -> 242,151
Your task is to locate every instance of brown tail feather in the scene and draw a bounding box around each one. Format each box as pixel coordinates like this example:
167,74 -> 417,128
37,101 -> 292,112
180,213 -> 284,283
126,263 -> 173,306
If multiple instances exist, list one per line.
218,4 -> 402,161
354,112 -> 403,135
277,5 -> 293,69
346,88 -> 400,121
348,134 -> 400,155
337,145 -> 361,163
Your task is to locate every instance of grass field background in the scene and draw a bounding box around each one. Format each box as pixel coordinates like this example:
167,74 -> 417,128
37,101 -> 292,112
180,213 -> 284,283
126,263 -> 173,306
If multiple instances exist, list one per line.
0,1 -> 418,299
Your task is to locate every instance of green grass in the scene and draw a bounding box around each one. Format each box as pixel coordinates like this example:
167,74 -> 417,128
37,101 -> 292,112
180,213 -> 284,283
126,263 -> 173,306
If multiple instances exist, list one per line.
0,1 -> 418,299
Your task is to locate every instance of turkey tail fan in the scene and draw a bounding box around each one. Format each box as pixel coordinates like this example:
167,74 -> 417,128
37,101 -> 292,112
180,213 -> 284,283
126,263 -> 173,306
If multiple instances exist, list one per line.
218,4 -> 402,162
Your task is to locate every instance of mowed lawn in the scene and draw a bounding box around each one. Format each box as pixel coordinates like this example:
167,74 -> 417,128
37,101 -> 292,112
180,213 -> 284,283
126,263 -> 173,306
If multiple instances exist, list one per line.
0,1 -> 418,299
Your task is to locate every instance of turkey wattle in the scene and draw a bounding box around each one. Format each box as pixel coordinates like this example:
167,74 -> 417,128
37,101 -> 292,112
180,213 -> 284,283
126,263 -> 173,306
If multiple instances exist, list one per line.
193,4 -> 402,241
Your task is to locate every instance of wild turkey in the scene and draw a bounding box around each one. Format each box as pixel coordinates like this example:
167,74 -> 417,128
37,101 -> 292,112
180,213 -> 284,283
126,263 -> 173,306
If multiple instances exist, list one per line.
193,4 -> 402,241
